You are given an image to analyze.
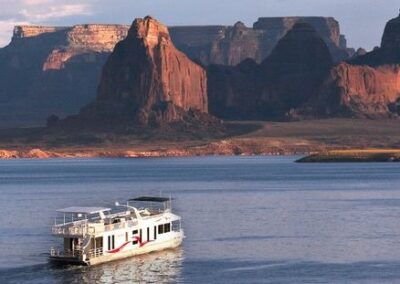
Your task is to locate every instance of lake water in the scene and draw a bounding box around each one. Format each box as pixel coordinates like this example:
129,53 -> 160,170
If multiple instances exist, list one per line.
1,156 -> 400,283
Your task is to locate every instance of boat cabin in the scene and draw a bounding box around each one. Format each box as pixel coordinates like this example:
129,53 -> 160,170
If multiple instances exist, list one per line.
50,197 -> 183,265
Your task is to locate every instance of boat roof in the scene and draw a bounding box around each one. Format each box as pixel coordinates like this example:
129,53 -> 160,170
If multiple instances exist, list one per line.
129,196 -> 171,202
56,207 -> 111,214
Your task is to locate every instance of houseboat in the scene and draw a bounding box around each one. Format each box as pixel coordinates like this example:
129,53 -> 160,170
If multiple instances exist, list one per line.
49,196 -> 184,266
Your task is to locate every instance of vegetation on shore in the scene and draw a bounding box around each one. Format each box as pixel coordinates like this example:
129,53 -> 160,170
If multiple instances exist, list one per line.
0,119 -> 399,159
297,149 -> 400,163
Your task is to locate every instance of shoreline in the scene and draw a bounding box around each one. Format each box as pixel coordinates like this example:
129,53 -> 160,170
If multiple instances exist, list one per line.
0,143 -> 316,159
1,118 -> 400,160
2,144 -> 400,161
297,149 -> 400,163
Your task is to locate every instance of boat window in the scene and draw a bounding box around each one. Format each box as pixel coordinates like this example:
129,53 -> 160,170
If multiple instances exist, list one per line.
164,223 -> 171,233
154,226 -> 157,240
125,232 -> 128,242
132,230 -> 138,245
139,229 -> 142,242
172,220 -> 180,231
158,224 -> 164,234
147,227 -> 150,242
112,235 -> 115,249
107,236 -> 111,250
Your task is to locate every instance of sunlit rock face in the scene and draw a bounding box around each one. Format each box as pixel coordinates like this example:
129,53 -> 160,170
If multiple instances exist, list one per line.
316,13 -> 400,118
79,16 -> 209,127
0,16 -> 352,128
316,64 -> 400,117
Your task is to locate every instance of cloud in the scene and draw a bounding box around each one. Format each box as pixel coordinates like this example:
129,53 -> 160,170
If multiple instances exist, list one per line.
20,4 -> 92,21
0,0 -> 94,47
0,19 -> 30,47
23,0 -> 52,6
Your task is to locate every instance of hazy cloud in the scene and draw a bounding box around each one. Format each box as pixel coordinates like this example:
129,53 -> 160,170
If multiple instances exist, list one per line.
23,0 -> 52,5
0,0 -> 95,46
20,4 -> 91,21
0,19 -> 30,46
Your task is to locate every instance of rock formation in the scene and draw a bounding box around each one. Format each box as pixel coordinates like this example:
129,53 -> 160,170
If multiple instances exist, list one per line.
0,24 -> 129,128
171,17 -> 351,66
316,63 -> 400,117
77,16 -> 209,128
316,12 -> 400,117
253,17 -> 350,63
259,23 -> 333,118
0,16 -> 353,128
207,59 -> 263,119
208,23 -> 333,120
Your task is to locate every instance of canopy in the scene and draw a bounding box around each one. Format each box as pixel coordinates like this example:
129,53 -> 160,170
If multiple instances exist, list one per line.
56,207 -> 111,214
129,196 -> 171,202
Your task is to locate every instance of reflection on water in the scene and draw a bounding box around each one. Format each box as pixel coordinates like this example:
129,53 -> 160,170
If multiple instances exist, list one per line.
1,248 -> 183,284
74,248 -> 183,284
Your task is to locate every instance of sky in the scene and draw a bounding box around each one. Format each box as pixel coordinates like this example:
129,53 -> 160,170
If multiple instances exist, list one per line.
0,0 -> 399,50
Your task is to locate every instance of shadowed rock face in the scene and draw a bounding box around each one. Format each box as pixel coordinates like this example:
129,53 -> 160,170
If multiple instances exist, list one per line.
0,16 -> 352,128
349,14 -> 400,66
171,17 -> 351,66
260,23 -> 333,118
207,59 -> 263,120
253,17 -> 351,63
316,13 -> 400,117
208,23 -> 333,120
0,25 -> 129,128
80,16 -> 208,127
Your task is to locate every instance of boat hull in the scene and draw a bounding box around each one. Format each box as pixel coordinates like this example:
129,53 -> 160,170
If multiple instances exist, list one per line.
49,232 -> 183,266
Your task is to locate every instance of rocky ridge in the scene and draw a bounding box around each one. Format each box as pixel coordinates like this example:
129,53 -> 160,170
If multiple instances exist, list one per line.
0,24 -> 129,128
70,16 -> 212,130
316,12 -> 400,117
171,16 -> 351,65
208,23 -> 333,120
0,16 -> 352,128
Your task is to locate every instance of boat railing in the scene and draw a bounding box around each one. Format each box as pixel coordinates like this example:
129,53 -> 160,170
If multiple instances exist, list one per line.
50,247 -> 82,258
52,218 -> 139,235
102,220 -> 138,233
52,222 -> 88,236
88,247 -> 103,258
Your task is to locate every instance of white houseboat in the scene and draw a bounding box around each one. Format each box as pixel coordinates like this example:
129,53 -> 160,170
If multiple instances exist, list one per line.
49,196 -> 183,266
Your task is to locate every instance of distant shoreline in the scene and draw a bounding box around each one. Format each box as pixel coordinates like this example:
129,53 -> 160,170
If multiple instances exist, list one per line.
0,145 -> 310,159
297,149 -> 400,163
0,119 -> 399,160
2,147 -> 400,162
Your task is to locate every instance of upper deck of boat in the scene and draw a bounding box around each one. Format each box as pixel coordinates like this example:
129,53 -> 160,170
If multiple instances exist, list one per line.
52,197 -> 174,236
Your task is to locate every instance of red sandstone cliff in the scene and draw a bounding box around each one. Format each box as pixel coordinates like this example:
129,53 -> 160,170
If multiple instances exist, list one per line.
78,16 -> 209,127
0,17 -> 352,128
317,64 -> 400,117
208,23 -> 333,120
316,13 -> 400,117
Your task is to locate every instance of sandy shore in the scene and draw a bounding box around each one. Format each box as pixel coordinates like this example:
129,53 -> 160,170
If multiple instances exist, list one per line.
297,149 -> 400,162
0,119 -> 399,159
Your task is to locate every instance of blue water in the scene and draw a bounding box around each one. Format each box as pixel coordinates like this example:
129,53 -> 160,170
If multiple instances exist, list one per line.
1,156 -> 400,283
